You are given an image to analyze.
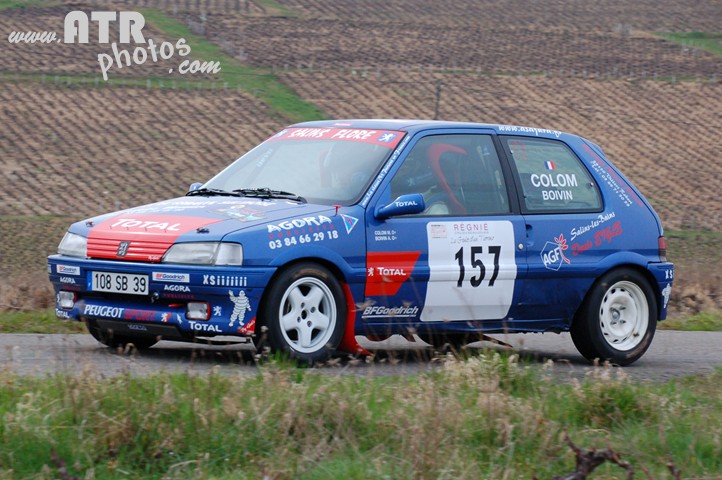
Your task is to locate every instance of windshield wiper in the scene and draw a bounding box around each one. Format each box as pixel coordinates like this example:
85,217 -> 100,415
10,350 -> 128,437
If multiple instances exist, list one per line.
233,188 -> 306,203
186,187 -> 238,197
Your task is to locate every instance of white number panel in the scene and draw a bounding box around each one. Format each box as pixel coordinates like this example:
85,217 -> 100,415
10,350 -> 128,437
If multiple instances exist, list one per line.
422,221 -> 517,322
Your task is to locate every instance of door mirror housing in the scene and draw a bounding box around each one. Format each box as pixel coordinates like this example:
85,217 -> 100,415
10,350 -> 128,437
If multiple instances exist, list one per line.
375,194 -> 425,219
188,182 -> 203,193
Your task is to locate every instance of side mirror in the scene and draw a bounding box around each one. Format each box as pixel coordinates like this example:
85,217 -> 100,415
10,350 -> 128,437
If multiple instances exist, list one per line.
188,182 -> 203,193
375,194 -> 425,219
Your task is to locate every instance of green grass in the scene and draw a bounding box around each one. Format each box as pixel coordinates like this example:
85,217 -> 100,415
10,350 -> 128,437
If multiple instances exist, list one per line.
256,0 -> 298,17
657,32 -> 722,57
0,309 -> 85,334
141,8 -> 324,123
0,355 -> 719,478
660,311 -> 722,331
0,0 -> 58,10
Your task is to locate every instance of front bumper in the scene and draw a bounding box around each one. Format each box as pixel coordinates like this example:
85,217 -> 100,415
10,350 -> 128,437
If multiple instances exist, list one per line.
49,255 -> 275,338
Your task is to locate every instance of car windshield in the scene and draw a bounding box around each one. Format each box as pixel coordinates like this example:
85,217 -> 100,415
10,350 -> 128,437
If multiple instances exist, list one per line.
202,127 -> 405,205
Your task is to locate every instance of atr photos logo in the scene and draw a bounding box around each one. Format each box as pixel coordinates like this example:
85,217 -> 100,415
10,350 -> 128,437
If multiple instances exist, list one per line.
7,11 -> 221,81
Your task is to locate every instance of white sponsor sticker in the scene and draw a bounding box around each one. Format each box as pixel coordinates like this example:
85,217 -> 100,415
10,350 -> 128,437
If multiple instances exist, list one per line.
57,265 -> 80,276
152,272 -> 190,283
422,221 -> 517,322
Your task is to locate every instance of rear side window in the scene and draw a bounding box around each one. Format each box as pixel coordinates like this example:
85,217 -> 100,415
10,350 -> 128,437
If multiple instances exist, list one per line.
504,137 -> 602,213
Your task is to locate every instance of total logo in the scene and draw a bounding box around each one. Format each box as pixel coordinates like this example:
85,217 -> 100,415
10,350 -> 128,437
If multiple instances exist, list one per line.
110,218 -> 181,231
267,215 -> 333,233
163,284 -> 191,292
189,321 -> 222,333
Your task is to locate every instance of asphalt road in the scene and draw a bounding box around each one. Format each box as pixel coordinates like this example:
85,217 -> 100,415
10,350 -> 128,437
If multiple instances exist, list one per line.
1,331 -> 720,382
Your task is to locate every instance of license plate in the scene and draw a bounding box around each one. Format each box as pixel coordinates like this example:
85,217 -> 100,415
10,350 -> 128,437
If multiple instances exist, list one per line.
90,271 -> 148,295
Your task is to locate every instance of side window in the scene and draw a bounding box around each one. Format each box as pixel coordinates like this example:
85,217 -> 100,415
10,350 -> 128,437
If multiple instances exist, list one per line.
504,137 -> 602,212
390,134 -> 510,216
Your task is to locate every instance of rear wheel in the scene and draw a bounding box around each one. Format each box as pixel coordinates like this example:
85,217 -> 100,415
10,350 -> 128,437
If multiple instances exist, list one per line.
261,263 -> 346,364
571,268 -> 656,366
86,321 -> 158,350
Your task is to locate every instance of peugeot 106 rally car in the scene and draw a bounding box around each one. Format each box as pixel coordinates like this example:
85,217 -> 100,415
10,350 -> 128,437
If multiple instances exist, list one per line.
48,120 -> 674,365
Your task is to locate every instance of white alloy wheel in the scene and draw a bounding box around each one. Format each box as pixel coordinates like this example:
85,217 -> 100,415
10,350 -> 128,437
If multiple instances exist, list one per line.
278,277 -> 337,354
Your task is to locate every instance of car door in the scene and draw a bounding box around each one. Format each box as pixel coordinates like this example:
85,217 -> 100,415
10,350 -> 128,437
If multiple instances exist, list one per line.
500,135 -> 608,322
363,130 -> 526,330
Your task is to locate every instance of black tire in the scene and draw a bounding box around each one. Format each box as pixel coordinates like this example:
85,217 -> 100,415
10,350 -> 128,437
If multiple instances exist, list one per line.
261,263 -> 346,364
86,322 -> 158,350
571,268 -> 657,366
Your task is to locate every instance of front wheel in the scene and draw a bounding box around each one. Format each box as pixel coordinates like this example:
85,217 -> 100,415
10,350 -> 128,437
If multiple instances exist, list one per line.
261,263 -> 346,364
571,268 -> 657,366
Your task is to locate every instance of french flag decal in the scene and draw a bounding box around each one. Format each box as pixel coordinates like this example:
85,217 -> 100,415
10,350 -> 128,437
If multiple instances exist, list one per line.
545,161 -> 556,170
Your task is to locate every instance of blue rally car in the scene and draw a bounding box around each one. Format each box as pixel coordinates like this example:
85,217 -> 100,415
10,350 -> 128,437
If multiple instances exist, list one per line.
48,120 -> 674,365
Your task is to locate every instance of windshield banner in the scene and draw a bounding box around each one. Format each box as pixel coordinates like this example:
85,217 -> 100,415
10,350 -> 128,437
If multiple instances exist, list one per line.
266,127 -> 405,149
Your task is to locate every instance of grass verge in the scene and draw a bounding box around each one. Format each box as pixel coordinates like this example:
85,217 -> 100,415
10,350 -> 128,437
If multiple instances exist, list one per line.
0,309 -> 85,334
0,354 -> 720,478
657,32 -> 722,57
660,311 -> 722,331
141,8 -> 324,123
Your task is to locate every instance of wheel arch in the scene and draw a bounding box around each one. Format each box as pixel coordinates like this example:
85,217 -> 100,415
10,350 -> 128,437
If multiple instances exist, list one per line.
256,256 -> 368,355
573,262 -> 661,326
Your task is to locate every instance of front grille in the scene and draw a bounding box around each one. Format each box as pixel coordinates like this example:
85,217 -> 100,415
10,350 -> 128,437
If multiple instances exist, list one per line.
87,238 -> 169,262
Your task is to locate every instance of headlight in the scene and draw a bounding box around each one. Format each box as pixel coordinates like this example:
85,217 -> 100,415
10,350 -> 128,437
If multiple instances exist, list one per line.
161,242 -> 243,266
58,232 -> 87,258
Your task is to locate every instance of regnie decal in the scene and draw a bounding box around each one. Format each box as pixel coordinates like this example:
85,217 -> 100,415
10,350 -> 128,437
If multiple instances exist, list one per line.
83,305 -> 124,317
267,216 -> 333,233
60,276 -> 77,284
57,265 -> 80,276
152,272 -> 190,283
202,275 -> 247,287
229,290 -> 251,327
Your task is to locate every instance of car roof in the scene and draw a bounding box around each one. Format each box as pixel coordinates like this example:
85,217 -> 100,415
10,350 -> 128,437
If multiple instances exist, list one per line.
290,119 -> 578,141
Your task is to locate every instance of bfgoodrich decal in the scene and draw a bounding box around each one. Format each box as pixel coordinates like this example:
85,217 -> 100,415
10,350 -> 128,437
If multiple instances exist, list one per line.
152,272 -> 190,283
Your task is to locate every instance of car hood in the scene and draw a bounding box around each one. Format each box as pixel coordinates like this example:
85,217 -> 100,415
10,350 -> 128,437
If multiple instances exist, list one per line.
75,196 -> 334,262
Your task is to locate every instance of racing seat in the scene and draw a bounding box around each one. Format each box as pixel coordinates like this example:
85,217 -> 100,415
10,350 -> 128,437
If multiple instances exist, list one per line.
427,143 -> 468,215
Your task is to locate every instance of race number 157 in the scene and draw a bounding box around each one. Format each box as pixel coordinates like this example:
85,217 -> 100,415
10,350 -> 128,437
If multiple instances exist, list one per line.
454,245 -> 501,287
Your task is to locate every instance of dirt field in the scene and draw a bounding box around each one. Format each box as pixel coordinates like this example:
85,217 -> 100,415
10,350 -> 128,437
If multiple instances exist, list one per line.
0,0 -> 720,316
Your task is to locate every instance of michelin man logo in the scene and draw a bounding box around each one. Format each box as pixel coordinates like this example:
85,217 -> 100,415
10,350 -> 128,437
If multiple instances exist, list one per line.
228,290 -> 251,327
661,283 -> 672,309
